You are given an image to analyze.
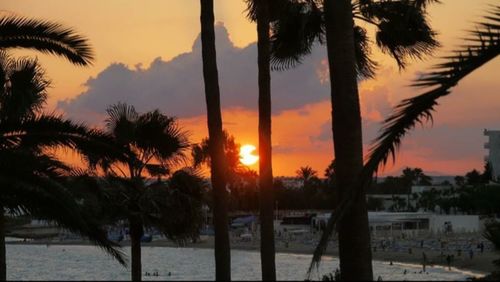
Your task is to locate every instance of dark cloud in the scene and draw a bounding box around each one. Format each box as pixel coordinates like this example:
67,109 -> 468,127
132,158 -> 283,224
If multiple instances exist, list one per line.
58,23 -> 328,124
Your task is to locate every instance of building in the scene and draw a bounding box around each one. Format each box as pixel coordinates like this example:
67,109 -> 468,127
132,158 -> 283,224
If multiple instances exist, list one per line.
274,176 -> 303,189
411,185 -> 452,194
484,129 -> 500,181
312,212 -> 480,237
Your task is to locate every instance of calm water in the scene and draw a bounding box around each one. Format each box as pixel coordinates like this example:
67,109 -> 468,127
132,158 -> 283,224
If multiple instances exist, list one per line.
6,244 -> 482,281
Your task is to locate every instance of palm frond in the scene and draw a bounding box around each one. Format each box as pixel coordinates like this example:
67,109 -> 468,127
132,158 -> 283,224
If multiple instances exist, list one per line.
1,114 -> 128,164
1,175 -> 126,265
0,152 -> 126,265
413,0 -> 442,9
354,25 -> 378,78
244,0 -> 289,22
357,0 -> 441,18
105,102 -> 138,145
0,16 -> 94,66
308,196 -> 353,276
308,5 -> 500,273
368,0 -> 440,68
0,54 -> 49,121
483,222 -> 500,250
135,110 -> 190,167
191,142 -> 208,168
270,0 -> 324,71
0,150 -> 71,179
367,5 -> 500,175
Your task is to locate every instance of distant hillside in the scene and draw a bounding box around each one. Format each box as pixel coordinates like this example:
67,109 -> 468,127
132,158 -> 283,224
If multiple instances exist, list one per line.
375,175 -> 457,185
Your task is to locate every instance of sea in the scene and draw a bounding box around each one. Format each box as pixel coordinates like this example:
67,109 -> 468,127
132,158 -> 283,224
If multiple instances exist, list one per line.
6,244 -> 483,281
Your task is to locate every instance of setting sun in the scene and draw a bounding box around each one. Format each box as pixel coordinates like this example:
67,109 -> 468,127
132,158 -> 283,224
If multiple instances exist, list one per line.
239,144 -> 259,166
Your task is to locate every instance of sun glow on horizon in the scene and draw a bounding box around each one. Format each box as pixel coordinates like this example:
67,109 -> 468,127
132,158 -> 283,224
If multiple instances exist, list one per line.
239,144 -> 259,166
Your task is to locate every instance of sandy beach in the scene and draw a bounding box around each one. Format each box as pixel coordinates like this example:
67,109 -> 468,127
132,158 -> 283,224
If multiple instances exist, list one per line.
8,234 -> 498,275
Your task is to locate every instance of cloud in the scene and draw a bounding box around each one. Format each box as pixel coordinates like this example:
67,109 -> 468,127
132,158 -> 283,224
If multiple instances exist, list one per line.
55,22 -> 500,177
58,23 -> 328,124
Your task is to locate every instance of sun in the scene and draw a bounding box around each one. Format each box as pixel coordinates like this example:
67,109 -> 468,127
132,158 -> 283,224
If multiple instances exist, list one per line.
239,144 -> 259,166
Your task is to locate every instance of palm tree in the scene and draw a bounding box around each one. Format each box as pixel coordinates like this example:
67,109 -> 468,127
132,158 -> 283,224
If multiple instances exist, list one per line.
244,0 -> 278,279
296,166 -> 318,188
316,2 -> 500,277
199,0 -> 231,280
192,130 -> 243,184
483,222 -> 500,279
90,103 -> 194,281
0,15 -> 93,65
270,1 -> 440,279
192,131 -> 260,212
360,4 -> 500,203
321,2 -> 373,278
0,53 -> 125,280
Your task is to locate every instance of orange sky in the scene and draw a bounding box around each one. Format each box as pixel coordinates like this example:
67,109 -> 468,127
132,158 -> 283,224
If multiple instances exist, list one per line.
4,0 -> 500,177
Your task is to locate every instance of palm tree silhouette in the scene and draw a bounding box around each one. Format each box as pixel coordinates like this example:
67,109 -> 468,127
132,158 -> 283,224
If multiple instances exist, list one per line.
0,53 -> 125,280
360,4 -> 500,212
192,131 -> 261,212
315,2 -> 500,277
296,166 -> 318,188
0,15 -> 93,65
90,103 -> 195,281
192,130 -> 243,180
244,1 -> 279,278
271,1 -> 440,278
199,0 -> 231,280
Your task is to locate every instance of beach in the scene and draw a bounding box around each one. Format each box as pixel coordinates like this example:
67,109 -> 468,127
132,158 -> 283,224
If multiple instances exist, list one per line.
8,232 -> 497,275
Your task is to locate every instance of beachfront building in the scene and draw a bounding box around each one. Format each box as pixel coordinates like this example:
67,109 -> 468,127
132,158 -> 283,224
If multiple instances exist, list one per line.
411,184 -> 453,194
366,194 -> 417,212
484,129 -> 500,181
312,212 -> 480,237
274,176 -> 303,190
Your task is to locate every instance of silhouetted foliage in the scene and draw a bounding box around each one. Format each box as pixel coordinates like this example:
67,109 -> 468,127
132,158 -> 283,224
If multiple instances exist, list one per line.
0,53 -> 126,272
270,0 -> 439,75
89,103 -> 196,281
0,15 -> 94,65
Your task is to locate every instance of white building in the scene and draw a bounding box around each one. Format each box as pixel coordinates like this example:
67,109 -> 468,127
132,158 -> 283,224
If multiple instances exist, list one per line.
484,129 -> 500,181
275,177 -> 303,189
312,212 -> 480,237
411,185 -> 452,194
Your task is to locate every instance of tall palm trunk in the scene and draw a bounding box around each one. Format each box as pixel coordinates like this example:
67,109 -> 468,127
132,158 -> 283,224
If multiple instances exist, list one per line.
323,0 -> 373,280
129,218 -> 143,281
199,0 -> 231,280
256,0 -> 276,280
0,209 -> 5,281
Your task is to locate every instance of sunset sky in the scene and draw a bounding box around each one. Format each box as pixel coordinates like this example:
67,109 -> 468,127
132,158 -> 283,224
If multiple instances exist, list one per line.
4,0 -> 500,177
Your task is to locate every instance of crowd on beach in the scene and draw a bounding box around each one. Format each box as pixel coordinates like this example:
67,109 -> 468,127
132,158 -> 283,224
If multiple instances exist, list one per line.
222,225 -> 496,275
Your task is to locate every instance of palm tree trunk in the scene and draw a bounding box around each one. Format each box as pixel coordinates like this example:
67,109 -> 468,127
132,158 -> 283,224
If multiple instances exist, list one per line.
323,0 -> 373,280
199,0 -> 231,280
129,218 -> 143,281
256,0 -> 276,280
0,209 -> 6,281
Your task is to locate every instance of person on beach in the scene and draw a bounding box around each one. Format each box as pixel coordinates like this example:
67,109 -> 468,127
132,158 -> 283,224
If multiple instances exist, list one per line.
422,252 -> 427,272
469,249 -> 474,259
446,254 -> 452,270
